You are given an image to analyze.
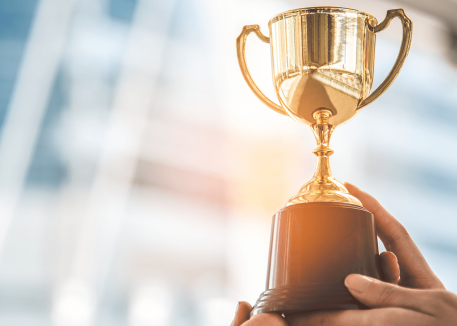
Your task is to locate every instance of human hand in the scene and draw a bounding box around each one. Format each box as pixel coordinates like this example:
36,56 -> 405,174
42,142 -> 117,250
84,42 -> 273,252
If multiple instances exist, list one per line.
286,183 -> 454,325
231,301 -> 287,326
286,274 -> 457,325
344,182 -> 444,290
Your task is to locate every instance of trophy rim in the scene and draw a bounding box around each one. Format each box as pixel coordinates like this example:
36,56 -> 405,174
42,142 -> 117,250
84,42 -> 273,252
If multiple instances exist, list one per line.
269,7 -> 378,26
277,202 -> 371,215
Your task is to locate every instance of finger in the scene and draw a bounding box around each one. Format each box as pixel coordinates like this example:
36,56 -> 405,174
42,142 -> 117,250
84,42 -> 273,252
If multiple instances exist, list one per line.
287,309 -> 370,326
344,182 -> 415,250
246,313 -> 288,326
344,182 -> 444,289
231,302 -> 287,326
232,301 -> 251,326
345,274 -> 436,315
380,251 -> 400,284
287,307 -> 435,326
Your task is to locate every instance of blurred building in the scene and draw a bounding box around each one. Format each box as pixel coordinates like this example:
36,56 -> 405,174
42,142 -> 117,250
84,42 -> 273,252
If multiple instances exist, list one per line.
0,0 -> 456,325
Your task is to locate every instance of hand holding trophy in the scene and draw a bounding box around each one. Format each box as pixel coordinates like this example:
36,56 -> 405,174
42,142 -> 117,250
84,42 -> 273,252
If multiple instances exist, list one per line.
236,7 -> 412,315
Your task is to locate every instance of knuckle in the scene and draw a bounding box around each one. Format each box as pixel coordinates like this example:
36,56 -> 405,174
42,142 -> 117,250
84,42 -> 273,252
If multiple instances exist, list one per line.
373,308 -> 401,326
316,315 -> 330,326
422,290 -> 457,313
438,290 -> 457,305
375,284 -> 398,305
385,224 -> 410,247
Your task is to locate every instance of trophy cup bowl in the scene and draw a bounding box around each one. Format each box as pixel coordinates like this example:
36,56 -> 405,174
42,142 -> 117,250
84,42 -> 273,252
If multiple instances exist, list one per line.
236,7 -> 412,315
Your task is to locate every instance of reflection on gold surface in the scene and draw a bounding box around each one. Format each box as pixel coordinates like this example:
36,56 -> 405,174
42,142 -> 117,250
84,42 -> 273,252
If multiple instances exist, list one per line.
237,7 -> 412,206
270,8 -> 376,127
287,109 -> 361,206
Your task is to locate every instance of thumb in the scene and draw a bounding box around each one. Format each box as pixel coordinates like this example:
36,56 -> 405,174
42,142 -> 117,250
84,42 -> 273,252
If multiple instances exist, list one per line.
344,274 -> 430,312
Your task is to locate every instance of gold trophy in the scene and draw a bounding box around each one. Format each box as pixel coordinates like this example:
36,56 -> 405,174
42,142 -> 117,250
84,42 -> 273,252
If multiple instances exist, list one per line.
236,7 -> 412,315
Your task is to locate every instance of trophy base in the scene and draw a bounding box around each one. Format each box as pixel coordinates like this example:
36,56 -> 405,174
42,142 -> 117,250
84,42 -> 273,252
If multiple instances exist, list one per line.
251,202 -> 381,316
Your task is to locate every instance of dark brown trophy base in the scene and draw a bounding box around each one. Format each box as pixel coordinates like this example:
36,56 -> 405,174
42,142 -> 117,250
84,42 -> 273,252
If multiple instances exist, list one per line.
251,202 -> 381,316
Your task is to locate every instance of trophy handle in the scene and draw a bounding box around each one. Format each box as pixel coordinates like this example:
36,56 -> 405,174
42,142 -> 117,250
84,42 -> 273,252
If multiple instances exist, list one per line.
358,9 -> 413,110
236,25 -> 288,116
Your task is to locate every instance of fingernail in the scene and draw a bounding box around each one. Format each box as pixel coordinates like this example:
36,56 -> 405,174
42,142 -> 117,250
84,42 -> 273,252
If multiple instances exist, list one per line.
345,274 -> 374,293
344,182 -> 359,190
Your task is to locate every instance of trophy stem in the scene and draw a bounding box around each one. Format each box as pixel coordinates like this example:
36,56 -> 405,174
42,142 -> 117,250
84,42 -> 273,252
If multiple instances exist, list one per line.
313,156 -> 333,180
287,109 -> 362,206
311,109 -> 334,181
